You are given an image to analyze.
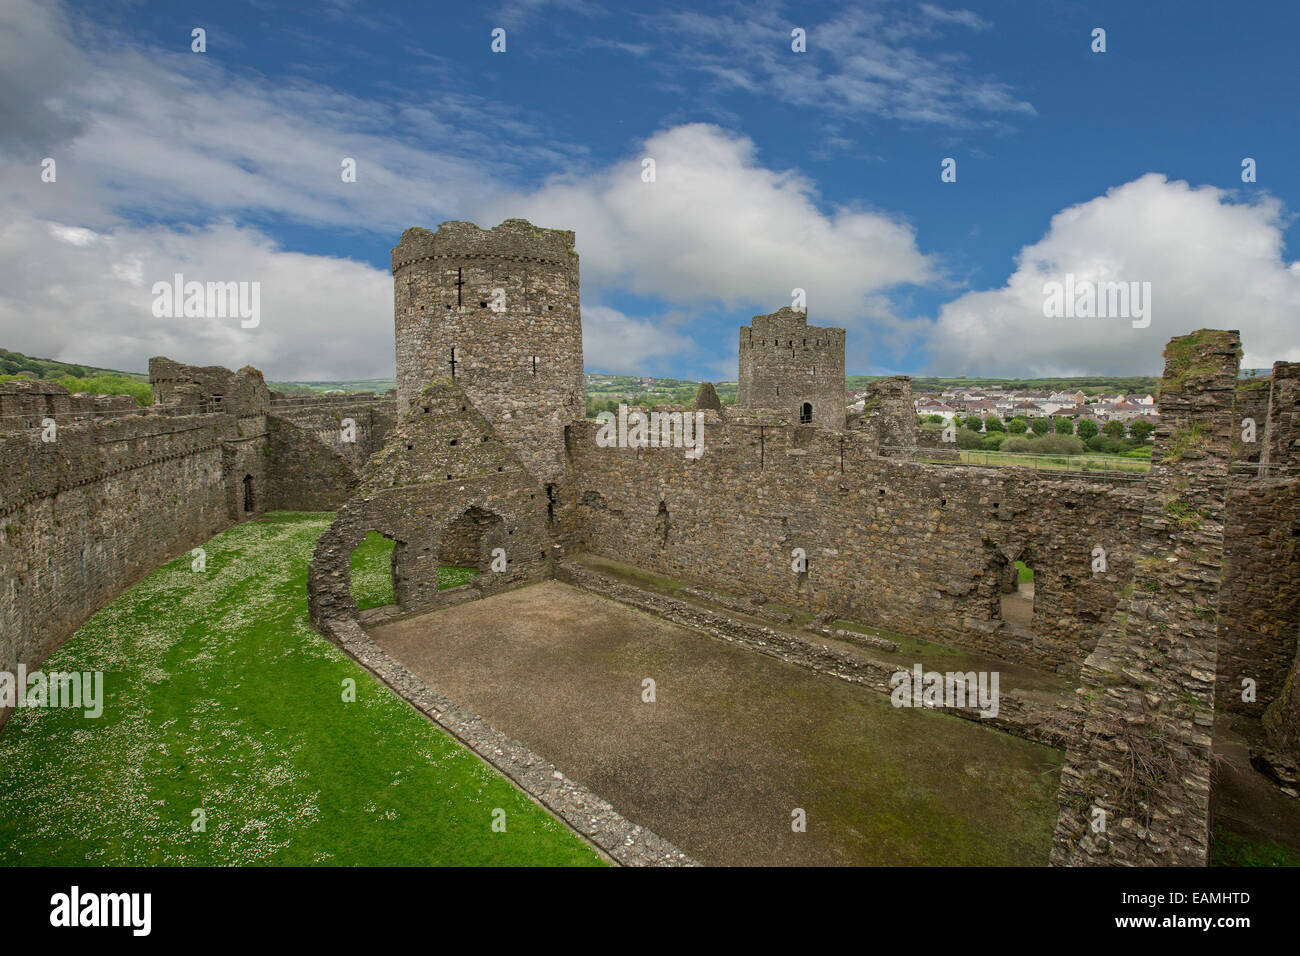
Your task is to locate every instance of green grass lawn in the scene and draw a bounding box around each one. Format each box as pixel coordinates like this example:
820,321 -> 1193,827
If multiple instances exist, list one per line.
1015,561 -> 1034,583
0,512 -> 602,866
1211,826 -> 1300,867
955,450 -> 1151,473
349,531 -> 477,609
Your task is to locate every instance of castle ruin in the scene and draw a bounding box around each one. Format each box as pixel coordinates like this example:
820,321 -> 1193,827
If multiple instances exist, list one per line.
3,218 -> 1298,867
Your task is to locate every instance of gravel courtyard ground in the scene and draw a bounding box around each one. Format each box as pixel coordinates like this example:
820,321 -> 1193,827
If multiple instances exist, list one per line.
370,580 -> 1065,866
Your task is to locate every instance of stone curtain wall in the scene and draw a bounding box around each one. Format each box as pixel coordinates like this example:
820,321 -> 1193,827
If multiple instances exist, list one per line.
1052,330 -> 1242,866
561,419 -> 1144,674
0,408 -> 241,699
266,396 -> 395,510
0,359 -> 402,723
738,307 -> 847,430
391,219 -> 585,484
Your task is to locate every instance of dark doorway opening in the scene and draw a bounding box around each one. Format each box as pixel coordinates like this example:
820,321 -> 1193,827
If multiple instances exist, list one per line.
242,474 -> 254,512
439,506 -> 506,577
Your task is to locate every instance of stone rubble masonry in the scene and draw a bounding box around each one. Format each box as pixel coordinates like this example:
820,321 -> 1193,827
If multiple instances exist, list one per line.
1251,364 -> 1300,781
1216,494 -> 1300,720
0,379 -> 74,425
1262,619 -> 1300,791
855,375 -> 917,455
8,217 -> 1300,862
1051,330 -> 1242,866
692,382 -> 723,412
916,427 -> 961,460
1,404 -> 236,692
302,380 -> 699,865
1261,361 -> 1300,469
307,377 -> 551,628
267,394 -> 395,511
391,219 -> 584,484
559,416 -> 1146,676
1216,363 -> 1300,727
738,306 -> 846,430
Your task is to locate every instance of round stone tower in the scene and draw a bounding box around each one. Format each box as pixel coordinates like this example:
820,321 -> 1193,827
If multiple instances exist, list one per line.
738,306 -> 846,429
391,219 -> 585,483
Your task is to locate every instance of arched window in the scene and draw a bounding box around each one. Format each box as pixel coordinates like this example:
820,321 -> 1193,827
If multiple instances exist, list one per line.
800,402 -> 813,424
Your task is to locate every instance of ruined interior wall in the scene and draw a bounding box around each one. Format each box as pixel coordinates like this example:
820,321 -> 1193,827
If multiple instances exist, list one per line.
1219,364 -> 1300,717
308,380 -> 549,628
1217,476 -> 1300,717
1052,329 -> 1242,866
856,376 -> 917,454
1262,619 -> 1300,769
1262,362 -> 1300,468
1233,378 -> 1271,464
561,419 -> 1144,674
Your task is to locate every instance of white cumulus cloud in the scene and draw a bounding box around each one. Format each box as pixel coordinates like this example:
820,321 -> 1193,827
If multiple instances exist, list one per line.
925,174 -> 1300,375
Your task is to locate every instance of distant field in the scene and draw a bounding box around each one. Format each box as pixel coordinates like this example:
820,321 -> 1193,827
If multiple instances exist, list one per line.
953,450 -> 1151,473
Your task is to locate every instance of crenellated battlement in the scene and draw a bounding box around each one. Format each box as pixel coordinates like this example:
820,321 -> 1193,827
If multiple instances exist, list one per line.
391,219 -> 578,275
737,306 -> 847,429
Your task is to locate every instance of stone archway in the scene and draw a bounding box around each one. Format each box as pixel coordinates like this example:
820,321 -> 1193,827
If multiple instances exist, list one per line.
439,506 -> 507,576
989,542 -> 1035,626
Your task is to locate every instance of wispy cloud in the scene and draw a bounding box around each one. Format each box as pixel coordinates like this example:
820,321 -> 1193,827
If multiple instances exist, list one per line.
639,1 -> 1033,128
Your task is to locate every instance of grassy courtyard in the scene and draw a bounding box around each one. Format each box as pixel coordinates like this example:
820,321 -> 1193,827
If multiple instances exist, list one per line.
0,512 -> 601,866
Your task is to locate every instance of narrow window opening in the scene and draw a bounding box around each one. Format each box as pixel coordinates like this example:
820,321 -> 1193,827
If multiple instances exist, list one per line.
800,402 -> 813,424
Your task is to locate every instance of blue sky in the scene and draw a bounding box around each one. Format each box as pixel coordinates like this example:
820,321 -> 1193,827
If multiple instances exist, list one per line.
2,0 -> 1297,381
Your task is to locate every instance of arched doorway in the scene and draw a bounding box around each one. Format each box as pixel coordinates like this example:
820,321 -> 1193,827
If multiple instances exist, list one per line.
438,506 -> 505,588
242,474 -> 254,512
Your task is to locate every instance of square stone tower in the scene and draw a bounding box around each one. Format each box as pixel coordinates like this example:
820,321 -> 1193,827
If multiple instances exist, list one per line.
738,306 -> 846,429
391,219 -> 585,483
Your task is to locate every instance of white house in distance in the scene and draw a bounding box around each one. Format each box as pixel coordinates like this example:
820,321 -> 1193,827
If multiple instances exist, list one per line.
916,399 -> 959,421
1100,400 -> 1146,422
